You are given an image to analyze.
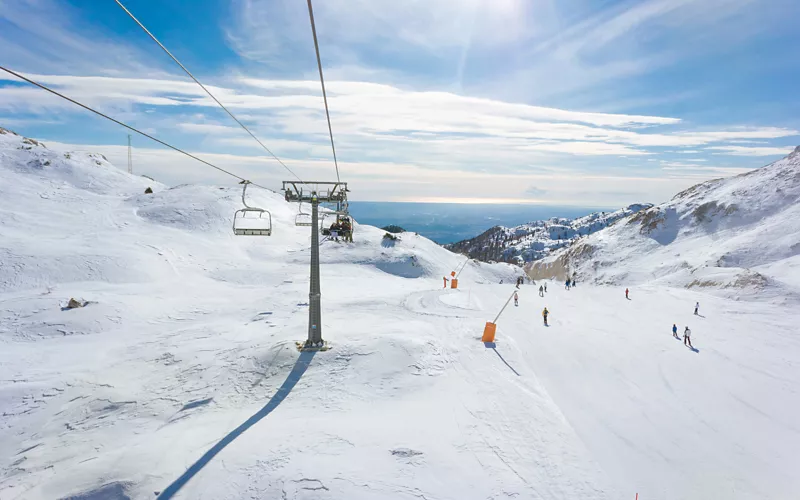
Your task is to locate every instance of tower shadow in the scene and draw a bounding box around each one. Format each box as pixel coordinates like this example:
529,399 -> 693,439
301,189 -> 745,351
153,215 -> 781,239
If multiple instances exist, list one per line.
157,350 -> 317,499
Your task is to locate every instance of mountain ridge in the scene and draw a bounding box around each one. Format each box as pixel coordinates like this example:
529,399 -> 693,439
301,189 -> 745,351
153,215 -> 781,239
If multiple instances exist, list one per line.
445,204 -> 652,264
527,146 -> 800,300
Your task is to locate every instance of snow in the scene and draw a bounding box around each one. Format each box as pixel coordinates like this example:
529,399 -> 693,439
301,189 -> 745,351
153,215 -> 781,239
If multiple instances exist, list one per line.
528,148 -> 800,300
2,128 -> 800,500
447,204 -> 651,263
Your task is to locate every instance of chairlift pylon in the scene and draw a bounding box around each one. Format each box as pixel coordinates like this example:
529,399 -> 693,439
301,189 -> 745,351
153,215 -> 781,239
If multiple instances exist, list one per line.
232,180 -> 272,236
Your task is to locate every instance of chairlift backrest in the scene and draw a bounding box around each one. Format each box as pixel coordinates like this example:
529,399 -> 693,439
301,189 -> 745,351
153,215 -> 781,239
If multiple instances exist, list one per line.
232,181 -> 272,236
296,212 -> 313,227
233,208 -> 272,236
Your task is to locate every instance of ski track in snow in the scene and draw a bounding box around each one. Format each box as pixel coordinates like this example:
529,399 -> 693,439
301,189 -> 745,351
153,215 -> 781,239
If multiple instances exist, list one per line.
1,130 -> 800,499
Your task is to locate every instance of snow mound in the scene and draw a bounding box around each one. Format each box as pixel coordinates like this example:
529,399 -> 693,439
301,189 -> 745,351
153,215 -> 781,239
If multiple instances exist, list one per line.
528,148 -> 800,299
0,127 -> 154,195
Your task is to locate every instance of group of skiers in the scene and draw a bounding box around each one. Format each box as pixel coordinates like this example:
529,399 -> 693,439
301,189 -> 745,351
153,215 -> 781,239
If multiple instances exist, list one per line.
672,323 -> 693,348
443,271 -> 702,349
627,287 -> 699,349
327,217 -> 353,243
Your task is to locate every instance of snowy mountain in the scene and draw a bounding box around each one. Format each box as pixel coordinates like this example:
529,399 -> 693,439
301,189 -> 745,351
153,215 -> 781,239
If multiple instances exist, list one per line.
528,147 -> 800,299
2,127 -> 800,500
446,204 -> 651,264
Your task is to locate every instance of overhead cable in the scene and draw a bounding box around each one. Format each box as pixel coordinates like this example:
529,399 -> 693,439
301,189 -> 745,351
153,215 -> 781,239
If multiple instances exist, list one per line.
0,65 -> 273,191
305,0 -> 341,182
113,0 -> 306,185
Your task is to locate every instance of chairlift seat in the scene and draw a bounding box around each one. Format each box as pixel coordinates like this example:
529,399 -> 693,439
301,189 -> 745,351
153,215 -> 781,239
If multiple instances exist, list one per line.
233,208 -> 272,236
295,213 -> 313,227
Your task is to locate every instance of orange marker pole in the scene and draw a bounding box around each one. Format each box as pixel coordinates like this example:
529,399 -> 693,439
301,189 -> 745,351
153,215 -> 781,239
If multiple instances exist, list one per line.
482,289 -> 518,343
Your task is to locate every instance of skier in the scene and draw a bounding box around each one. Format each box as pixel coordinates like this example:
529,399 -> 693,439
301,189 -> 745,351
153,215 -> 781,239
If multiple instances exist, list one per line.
683,326 -> 693,348
625,288 -> 629,299
542,307 -> 549,326
516,277 -> 521,289
543,282 -> 547,293
571,279 -> 576,288
694,302 -> 700,315
514,292 -> 519,307
443,276 -> 448,289
538,285 -> 544,297
565,279 -> 570,290
672,323 -> 679,339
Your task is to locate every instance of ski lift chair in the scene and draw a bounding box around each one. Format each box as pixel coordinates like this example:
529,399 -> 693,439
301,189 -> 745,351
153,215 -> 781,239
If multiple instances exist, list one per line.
232,181 -> 272,236
295,203 -> 313,227
233,209 -> 272,236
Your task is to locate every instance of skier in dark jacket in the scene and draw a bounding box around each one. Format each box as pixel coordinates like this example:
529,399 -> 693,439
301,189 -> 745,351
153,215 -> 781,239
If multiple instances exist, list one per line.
672,324 -> 679,339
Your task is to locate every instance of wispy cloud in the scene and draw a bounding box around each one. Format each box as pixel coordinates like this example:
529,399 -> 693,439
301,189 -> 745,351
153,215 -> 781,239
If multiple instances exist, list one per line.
707,145 -> 797,156
0,0 -> 162,76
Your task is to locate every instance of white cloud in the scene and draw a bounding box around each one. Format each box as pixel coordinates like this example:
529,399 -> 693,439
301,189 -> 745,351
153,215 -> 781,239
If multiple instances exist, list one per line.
707,145 -> 796,156
3,73 -> 797,182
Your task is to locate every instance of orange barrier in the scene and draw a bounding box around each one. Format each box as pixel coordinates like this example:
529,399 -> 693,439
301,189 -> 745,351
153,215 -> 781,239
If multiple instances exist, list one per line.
482,322 -> 497,343
451,278 -> 458,289
451,271 -> 456,277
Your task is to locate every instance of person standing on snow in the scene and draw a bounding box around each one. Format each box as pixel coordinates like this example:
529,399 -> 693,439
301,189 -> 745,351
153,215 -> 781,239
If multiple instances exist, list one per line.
565,279 -> 570,290
514,292 -> 519,307
684,326 -> 693,348
542,307 -> 549,326
544,282 -> 547,293
538,285 -> 544,297
672,324 -> 679,339
625,288 -> 629,299
694,302 -> 700,315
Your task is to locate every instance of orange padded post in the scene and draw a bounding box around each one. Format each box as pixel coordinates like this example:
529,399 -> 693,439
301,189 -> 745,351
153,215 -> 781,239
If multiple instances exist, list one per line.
451,278 -> 458,289
482,322 -> 496,343
451,271 -> 456,277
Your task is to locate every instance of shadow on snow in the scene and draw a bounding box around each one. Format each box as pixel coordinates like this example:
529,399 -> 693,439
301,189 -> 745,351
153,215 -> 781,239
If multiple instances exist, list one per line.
484,342 -> 520,377
157,350 -> 317,499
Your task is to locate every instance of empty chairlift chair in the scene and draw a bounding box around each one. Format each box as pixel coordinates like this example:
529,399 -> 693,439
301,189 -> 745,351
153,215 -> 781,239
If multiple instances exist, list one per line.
295,204 -> 313,227
232,181 -> 272,236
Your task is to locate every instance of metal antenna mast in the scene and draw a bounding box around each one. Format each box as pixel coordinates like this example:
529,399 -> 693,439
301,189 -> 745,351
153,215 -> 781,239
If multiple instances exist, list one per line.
127,134 -> 133,174
283,181 -> 348,349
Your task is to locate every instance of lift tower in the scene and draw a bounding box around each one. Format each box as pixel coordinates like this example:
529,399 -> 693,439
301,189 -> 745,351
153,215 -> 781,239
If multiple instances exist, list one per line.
283,181 -> 348,349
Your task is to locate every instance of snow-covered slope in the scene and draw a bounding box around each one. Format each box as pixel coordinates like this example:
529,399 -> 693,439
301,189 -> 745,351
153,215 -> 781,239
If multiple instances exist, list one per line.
446,204 -> 650,265
528,148 -> 800,299
2,128 -> 799,500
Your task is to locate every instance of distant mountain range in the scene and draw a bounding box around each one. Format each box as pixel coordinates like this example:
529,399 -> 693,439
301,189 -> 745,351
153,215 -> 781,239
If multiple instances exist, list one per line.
445,204 -> 652,265
528,146 -> 800,298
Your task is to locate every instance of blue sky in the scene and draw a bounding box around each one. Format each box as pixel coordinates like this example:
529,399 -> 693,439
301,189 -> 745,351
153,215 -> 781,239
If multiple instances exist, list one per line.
1,0 -> 799,206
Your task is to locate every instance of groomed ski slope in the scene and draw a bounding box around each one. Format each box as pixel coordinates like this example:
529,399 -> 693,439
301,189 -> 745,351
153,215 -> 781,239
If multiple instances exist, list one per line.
2,131 -> 800,500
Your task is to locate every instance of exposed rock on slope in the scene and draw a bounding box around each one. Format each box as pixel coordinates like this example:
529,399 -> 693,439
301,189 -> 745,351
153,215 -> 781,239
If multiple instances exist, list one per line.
527,147 -> 800,298
446,204 -> 651,265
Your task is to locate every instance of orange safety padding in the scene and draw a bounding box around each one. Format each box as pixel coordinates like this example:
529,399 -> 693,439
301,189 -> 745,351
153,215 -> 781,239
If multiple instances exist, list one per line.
451,271 -> 456,277
482,322 -> 496,343
451,278 -> 458,289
